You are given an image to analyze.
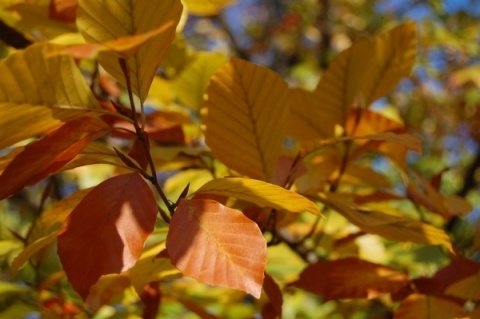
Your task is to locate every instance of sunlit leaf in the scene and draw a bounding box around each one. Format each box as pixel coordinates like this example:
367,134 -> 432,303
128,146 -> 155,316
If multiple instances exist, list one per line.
292,258 -> 409,300
286,87 -> 337,140
345,108 -> 405,136
77,0 -> 183,102
203,57 -> 289,181
62,142 -> 129,171
183,0 -> 236,16
86,274 -> 133,312
0,118 -> 110,200
174,51 -> 227,112
166,199 -> 267,298
196,177 -> 321,215
11,232 -> 58,272
0,43 -> 101,148
57,173 -> 158,300
393,294 -> 467,319
321,196 -> 454,253
314,37 -> 374,126
362,22 -> 417,106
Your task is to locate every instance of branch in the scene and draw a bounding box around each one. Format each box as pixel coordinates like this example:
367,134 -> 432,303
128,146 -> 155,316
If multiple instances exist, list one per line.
0,20 -> 32,49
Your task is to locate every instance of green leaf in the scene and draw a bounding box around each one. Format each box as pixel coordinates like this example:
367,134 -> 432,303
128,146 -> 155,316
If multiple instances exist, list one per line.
196,177 -> 321,215
11,232 -> 58,272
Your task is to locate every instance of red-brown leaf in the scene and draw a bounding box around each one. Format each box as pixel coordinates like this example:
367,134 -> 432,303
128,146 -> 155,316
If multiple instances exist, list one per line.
57,173 -> 157,300
0,118 -> 109,200
49,0 -> 77,22
166,199 -> 267,298
393,294 -> 468,319
263,272 -> 283,318
291,257 -> 410,301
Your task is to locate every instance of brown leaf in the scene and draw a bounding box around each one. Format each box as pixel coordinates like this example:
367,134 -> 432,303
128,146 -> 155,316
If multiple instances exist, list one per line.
263,272 -> 283,318
49,0 -> 77,22
291,257 -> 410,300
166,199 -> 267,298
57,173 -> 158,300
140,281 -> 161,319
393,294 -> 468,319
0,118 -> 109,200
177,298 -> 220,319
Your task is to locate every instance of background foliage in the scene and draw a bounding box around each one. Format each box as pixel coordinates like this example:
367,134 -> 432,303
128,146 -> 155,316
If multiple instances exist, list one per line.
0,0 -> 479,318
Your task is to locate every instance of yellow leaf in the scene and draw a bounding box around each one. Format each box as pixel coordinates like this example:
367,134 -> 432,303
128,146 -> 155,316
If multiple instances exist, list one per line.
11,232 -> 58,272
287,88 -> 337,140
174,51 -> 227,112
321,196 -> 454,253
394,294 -> 468,319
0,43 -> 101,148
314,37 -> 374,126
196,177 -> 321,215
361,22 -> 417,106
77,0 -> 183,102
445,272 -> 480,300
183,0 -> 236,16
86,274 -> 134,312
203,58 -> 290,181
62,142 -> 130,171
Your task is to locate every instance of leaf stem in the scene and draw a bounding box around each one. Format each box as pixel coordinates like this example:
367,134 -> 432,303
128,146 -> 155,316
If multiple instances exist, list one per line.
118,58 -> 175,219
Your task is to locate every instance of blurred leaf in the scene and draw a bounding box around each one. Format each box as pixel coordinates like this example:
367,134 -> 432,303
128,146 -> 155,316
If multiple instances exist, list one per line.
292,258 -> 409,300
263,272 -> 283,318
203,57 -> 289,181
57,173 -> 158,299
86,274 -> 133,312
77,0 -> 183,102
166,199 -> 267,298
183,0 -> 236,16
177,298 -> 220,319
49,0 -> 77,22
0,281 -> 28,295
0,118 -> 109,200
362,22 -> 417,106
445,271 -> 480,300
11,232 -> 57,272
174,51 -> 227,112
393,294 -> 467,319
196,177 -> 321,215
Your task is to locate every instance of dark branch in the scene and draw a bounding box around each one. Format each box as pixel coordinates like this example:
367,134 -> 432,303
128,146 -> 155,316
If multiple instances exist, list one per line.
0,20 -> 32,49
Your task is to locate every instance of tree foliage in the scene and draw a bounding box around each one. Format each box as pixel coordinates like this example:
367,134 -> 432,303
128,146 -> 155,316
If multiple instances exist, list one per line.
0,0 -> 479,318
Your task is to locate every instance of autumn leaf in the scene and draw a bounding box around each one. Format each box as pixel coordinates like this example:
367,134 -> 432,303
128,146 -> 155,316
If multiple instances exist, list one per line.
0,118 -> 110,200
166,199 -> 267,298
291,258 -> 410,300
85,274 -> 133,312
0,43 -> 101,148
393,294 -> 467,319
362,22 -> 417,106
263,272 -> 283,318
345,108 -> 405,136
49,0 -> 77,22
202,57 -> 289,182
77,0 -> 183,102
196,177 -> 321,215
11,232 -> 58,272
57,173 -> 158,300
313,37 -> 374,126
183,0 -> 236,16
444,271 -> 480,300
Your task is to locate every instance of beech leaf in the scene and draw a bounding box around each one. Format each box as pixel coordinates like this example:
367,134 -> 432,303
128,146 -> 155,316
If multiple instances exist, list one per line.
77,0 -> 183,102
203,57 -> 289,182
291,258 -> 410,300
166,199 -> 267,298
445,272 -> 480,300
0,118 -> 110,200
57,173 -> 158,300
11,232 -> 58,272
263,272 -> 283,318
196,177 -> 321,215
393,294 -> 468,319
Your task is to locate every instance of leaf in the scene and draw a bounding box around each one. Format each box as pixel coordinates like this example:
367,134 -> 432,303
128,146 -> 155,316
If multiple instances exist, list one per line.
49,0 -> 77,22
174,51 -> 228,112
313,37 -> 374,126
41,188 -> 93,231
203,57 -> 290,182
85,274 -> 133,312
196,177 -> 321,215
183,0 -> 236,16
445,272 -> 480,300
140,281 -> 161,319
177,298 -> 220,319
291,258 -> 409,300
263,272 -> 283,318
0,43 -> 101,148
321,196 -> 454,253
345,108 -> 405,136
393,294 -> 467,319
166,199 -> 267,298
62,142 -> 129,171
57,173 -> 158,300
0,118 -> 109,200
11,232 -> 58,272
286,88 -> 337,140
362,22 -> 417,106
77,0 -> 183,102
303,132 -> 422,155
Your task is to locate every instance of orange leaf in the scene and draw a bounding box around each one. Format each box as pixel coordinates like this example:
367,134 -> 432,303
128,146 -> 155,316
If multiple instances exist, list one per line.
166,199 -> 267,298
57,173 -> 158,300
140,281 -> 161,319
346,108 -> 405,136
0,118 -> 109,200
291,257 -> 410,301
393,294 -> 468,319
49,0 -> 77,22
263,272 -> 283,318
